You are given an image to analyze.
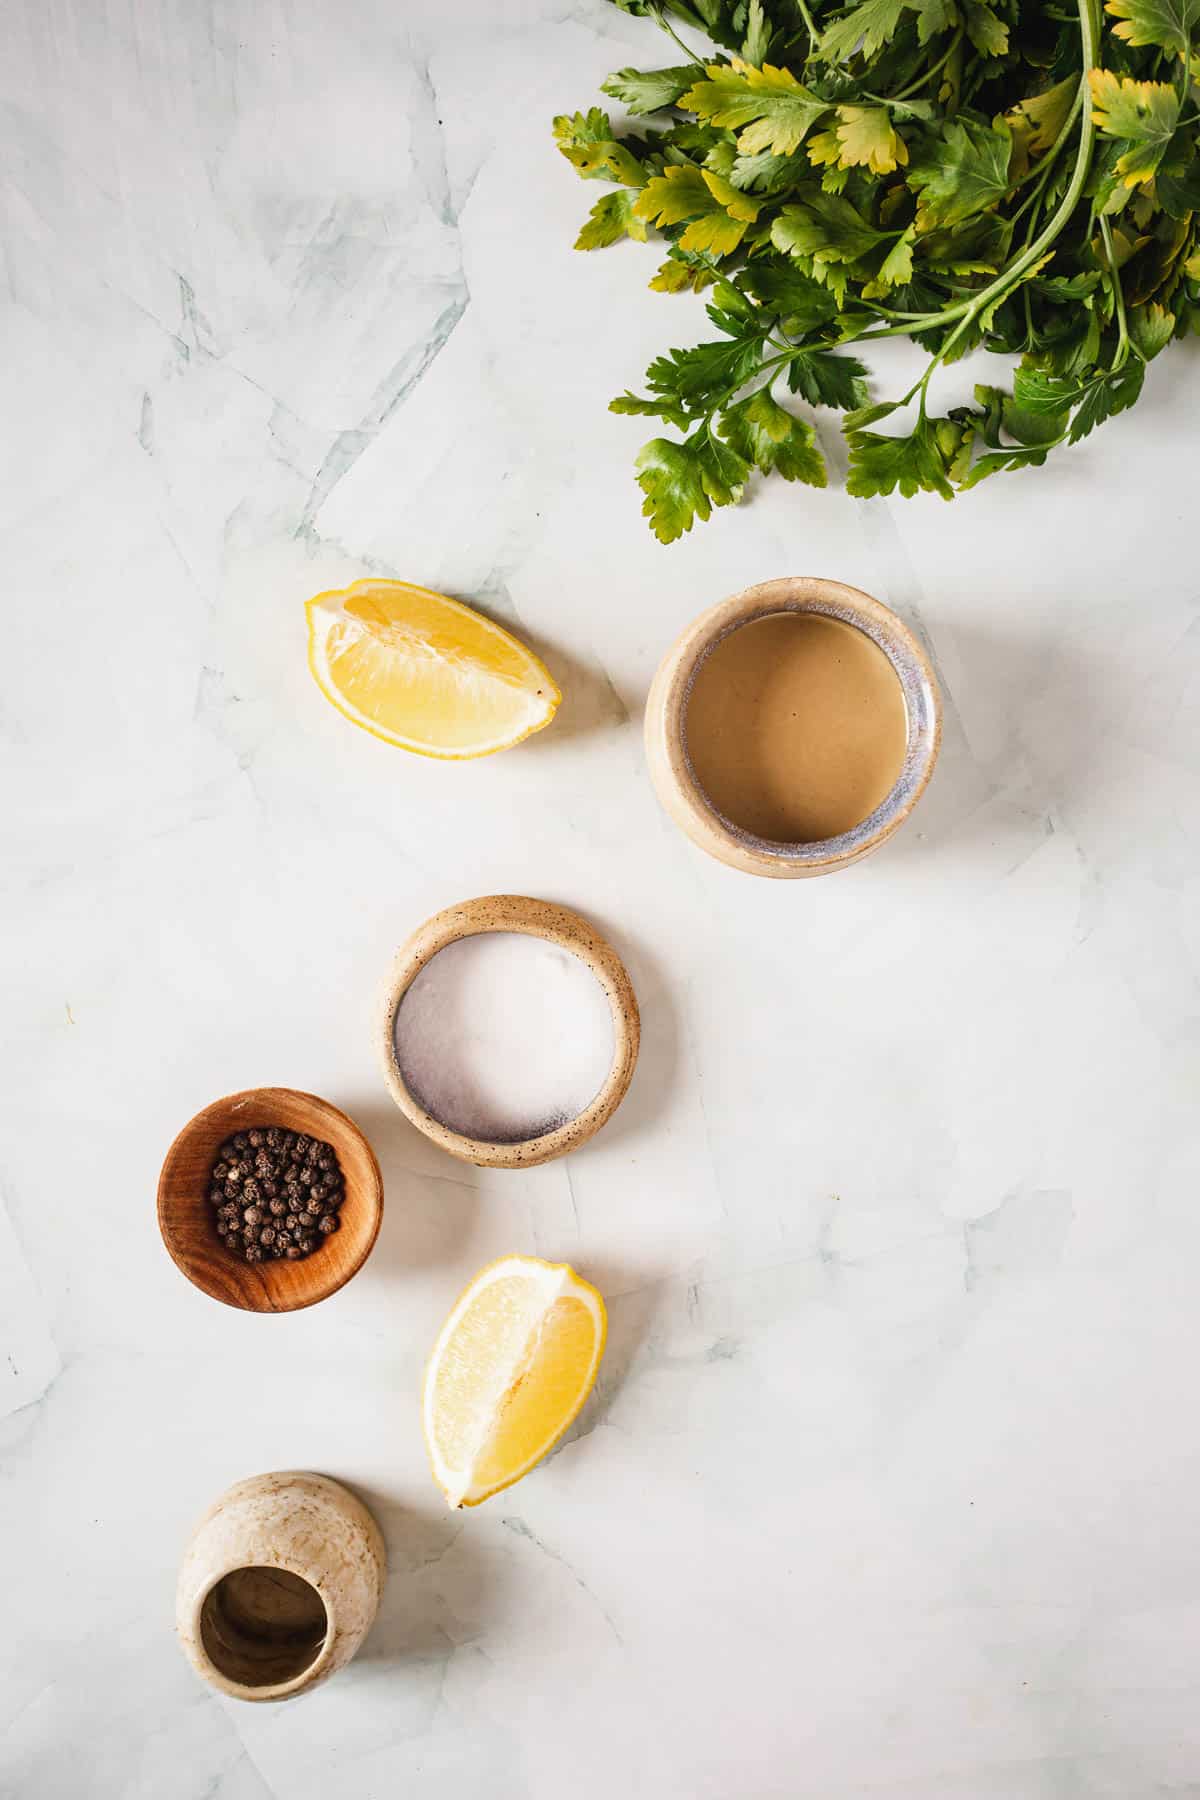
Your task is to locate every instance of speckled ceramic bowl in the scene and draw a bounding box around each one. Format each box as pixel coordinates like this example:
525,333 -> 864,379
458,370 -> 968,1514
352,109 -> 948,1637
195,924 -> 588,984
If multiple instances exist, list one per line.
645,577 -> 942,879
176,1472 -> 385,1704
377,895 -> 640,1169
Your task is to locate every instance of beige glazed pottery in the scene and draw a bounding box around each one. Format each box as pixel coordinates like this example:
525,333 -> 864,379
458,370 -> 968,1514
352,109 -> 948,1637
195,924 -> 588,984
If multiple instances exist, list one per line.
176,1472 -> 385,1702
378,894 -> 640,1169
644,576 -> 942,879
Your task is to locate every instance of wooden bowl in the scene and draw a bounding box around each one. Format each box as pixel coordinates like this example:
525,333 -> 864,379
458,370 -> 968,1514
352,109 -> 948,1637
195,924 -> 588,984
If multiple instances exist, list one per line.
157,1089 -> 383,1312
377,895 -> 640,1169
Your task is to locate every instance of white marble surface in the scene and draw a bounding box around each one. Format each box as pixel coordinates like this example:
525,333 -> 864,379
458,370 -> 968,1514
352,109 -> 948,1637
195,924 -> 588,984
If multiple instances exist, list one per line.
4,1 -> 1200,1794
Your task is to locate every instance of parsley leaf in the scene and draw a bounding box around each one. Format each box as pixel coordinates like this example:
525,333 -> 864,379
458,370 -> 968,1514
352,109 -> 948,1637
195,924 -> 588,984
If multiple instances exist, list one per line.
810,106 -> 910,174
958,445 -> 1054,487
1106,0 -> 1200,58
645,329 -> 767,410
553,110 -> 646,186
635,164 -> 761,254
635,431 -> 750,543
1012,360 -> 1146,442
681,59 -> 831,155
576,191 -> 650,249
822,0 -> 958,60
634,438 -> 715,543
772,192 -> 886,262
739,258 -> 841,329
1089,71 -> 1180,184
1003,78 -> 1079,179
720,389 -> 828,482
786,347 -> 871,408
908,119 -> 1013,229
1067,361 -> 1145,441
601,65 -> 697,113
846,416 -> 962,498
964,2 -> 1010,54
1130,302 -> 1176,356
611,391 -> 691,430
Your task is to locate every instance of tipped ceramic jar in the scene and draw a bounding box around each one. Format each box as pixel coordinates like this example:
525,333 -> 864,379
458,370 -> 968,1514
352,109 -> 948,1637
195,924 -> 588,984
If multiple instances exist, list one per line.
644,577 -> 942,879
176,1473 -> 385,1703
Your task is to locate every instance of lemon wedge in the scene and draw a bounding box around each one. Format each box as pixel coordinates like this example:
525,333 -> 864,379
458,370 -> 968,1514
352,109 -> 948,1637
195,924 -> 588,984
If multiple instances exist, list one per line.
423,1256 -> 607,1508
305,578 -> 560,758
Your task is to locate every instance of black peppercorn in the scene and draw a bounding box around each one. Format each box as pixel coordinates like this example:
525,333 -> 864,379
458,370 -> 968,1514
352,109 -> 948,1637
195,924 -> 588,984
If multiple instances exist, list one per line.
206,1126 -> 343,1266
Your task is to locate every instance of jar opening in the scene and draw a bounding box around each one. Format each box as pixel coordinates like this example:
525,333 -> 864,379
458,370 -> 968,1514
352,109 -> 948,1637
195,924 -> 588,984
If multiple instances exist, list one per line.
200,1566 -> 328,1689
683,609 -> 910,848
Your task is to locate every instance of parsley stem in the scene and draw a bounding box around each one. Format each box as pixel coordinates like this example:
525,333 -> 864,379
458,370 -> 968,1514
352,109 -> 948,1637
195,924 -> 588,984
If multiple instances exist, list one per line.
886,26 -> 965,103
757,348 -> 806,376
795,0 -> 820,50
647,5 -> 707,69
1098,215 -> 1132,368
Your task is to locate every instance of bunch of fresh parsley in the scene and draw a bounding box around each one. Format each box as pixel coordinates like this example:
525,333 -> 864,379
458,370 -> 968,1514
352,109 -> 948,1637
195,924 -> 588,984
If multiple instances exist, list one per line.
554,0 -> 1200,539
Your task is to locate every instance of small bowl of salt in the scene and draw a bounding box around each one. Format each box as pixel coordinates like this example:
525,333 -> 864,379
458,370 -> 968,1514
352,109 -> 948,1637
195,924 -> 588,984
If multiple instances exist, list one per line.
378,896 -> 640,1167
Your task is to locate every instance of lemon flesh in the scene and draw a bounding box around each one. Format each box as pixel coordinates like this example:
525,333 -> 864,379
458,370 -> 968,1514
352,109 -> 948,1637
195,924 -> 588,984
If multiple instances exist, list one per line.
306,579 -> 560,758
423,1256 -> 607,1508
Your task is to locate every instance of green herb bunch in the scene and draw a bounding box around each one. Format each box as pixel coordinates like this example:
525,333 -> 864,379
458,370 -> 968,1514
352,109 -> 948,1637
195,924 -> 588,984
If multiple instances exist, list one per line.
554,0 -> 1200,539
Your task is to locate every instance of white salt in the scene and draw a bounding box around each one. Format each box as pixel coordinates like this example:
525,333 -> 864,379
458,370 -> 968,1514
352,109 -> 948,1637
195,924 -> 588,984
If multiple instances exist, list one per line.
393,932 -> 615,1143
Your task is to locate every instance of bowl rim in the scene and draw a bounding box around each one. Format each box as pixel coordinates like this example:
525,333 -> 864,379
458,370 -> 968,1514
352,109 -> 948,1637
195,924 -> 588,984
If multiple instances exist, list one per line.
644,576 -> 942,879
156,1087 -> 384,1312
188,1559 -> 336,1702
377,895 -> 640,1169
